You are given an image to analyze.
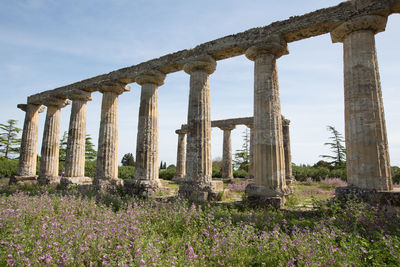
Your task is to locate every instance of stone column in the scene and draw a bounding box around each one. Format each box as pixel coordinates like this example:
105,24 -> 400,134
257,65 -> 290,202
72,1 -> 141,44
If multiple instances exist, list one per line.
38,98 -> 70,185
220,125 -> 235,180
282,116 -> 294,185
131,70 -> 165,196
10,104 -> 44,184
174,128 -> 187,181
179,55 -> 223,201
331,15 -> 393,191
63,90 -> 92,185
246,124 -> 254,179
245,35 -> 290,207
94,81 -> 130,189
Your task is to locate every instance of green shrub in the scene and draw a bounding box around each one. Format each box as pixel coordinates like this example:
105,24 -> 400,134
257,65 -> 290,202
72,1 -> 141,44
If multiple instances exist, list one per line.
391,166 -> 400,184
118,166 -> 135,179
0,157 -> 18,178
212,167 -> 221,178
292,164 -> 345,182
159,168 -> 176,180
85,161 -> 97,178
233,169 -> 248,178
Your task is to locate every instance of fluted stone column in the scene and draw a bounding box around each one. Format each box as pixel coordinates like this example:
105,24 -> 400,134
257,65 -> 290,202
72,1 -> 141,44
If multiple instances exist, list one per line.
10,104 -> 44,184
179,55 -> 223,201
131,70 -> 165,196
174,128 -> 187,181
220,125 -> 235,180
38,98 -> 70,185
63,90 -> 92,185
331,15 -> 393,191
245,35 -> 290,207
246,124 -> 254,179
94,81 -> 130,189
282,117 -> 294,185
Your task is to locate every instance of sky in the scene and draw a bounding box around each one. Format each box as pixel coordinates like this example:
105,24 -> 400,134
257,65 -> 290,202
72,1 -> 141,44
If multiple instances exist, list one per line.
0,0 -> 399,167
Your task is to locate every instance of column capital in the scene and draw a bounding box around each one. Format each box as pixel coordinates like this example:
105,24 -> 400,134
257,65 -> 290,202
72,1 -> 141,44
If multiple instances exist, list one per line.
218,125 -> 236,131
175,129 -> 187,135
245,35 -> 289,61
97,81 -> 131,95
183,55 -> 217,75
281,115 -> 290,126
67,89 -> 92,101
331,15 -> 387,43
42,97 -> 70,108
17,104 -> 45,113
135,70 -> 166,86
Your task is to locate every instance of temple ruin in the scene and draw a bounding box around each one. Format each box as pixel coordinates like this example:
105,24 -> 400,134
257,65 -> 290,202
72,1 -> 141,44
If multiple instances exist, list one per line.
12,0 -> 400,207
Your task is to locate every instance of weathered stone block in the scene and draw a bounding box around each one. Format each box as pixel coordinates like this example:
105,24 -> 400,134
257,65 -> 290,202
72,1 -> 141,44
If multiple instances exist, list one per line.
335,186 -> 400,206
9,175 -> 37,185
179,180 -> 223,202
60,177 -> 93,186
123,179 -> 160,198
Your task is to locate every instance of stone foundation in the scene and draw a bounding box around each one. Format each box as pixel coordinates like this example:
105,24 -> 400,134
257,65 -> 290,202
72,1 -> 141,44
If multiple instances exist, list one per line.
245,183 -> 292,208
335,186 -> 400,206
9,175 -> 38,185
123,179 -> 161,198
178,180 -> 224,202
93,178 -> 123,192
37,175 -> 61,185
60,176 -> 93,186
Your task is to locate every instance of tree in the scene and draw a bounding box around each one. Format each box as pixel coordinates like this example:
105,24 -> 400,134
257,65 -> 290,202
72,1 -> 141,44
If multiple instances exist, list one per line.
59,131 -> 68,162
320,125 -> 346,167
59,132 -> 97,162
0,119 -> 22,159
233,129 -> 250,171
121,153 -> 135,166
85,135 -> 97,161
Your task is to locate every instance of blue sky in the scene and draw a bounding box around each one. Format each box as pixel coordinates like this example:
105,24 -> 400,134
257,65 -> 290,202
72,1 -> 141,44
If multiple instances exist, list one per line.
1,0 -> 400,167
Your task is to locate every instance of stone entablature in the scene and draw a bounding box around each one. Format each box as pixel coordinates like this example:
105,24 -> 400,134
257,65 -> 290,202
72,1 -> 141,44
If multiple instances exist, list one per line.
24,0 -> 399,104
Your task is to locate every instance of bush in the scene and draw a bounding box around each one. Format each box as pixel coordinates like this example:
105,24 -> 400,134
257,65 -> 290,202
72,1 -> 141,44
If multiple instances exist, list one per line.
233,169 -> 248,178
292,164 -> 345,182
0,157 -> 18,178
118,166 -> 135,179
392,166 -> 400,184
159,168 -> 176,180
85,161 -> 97,178
212,167 -> 221,178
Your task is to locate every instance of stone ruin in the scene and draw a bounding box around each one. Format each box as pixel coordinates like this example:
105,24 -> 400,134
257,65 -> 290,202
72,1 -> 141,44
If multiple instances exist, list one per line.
11,0 -> 400,207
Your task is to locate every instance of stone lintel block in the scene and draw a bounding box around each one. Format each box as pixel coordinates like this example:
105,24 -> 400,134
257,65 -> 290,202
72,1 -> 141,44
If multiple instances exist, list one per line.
335,186 -> 400,206
61,177 -> 93,185
392,0 -> 400,12
330,15 -> 387,43
135,70 -> 166,86
97,81 -> 131,95
245,35 -> 289,61
123,179 -> 161,198
179,181 -> 223,202
183,55 -> 216,75
9,175 -> 38,185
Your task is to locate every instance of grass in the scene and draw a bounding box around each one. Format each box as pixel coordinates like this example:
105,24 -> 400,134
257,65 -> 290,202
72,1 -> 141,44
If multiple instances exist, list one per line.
1,178 -> 399,266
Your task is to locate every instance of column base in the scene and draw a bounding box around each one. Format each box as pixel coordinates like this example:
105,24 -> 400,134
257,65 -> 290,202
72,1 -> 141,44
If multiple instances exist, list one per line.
172,175 -> 185,183
61,176 -> 93,186
123,179 -> 161,198
286,176 -> 296,186
93,178 -> 123,192
37,175 -> 60,185
245,184 -> 292,208
9,175 -> 38,185
335,186 -> 400,206
178,180 -> 224,202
